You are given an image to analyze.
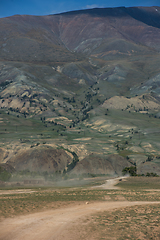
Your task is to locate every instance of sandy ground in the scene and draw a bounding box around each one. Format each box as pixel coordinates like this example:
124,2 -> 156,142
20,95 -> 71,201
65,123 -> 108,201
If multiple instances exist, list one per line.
1,201 -> 160,240
0,189 -> 36,195
92,176 -> 128,189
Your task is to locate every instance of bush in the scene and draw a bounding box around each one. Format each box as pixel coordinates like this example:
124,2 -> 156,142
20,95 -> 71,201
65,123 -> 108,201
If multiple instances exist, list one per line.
66,151 -> 79,173
146,155 -> 153,162
146,172 -> 159,177
122,166 -> 137,176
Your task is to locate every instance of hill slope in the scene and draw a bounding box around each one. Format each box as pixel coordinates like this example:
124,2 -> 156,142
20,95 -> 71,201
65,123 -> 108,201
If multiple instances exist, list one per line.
0,7 -> 160,177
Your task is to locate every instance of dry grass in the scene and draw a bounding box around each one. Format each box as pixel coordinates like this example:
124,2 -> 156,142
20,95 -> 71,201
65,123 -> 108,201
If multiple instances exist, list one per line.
73,204 -> 160,240
117,176 -> 160,190
0,181 -> 160,219
0,177 -> 160,239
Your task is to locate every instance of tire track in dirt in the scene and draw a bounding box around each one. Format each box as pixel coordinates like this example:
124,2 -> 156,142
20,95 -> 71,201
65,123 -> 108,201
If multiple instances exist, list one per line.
92,176 -> 128,189
1,201 -> 160,240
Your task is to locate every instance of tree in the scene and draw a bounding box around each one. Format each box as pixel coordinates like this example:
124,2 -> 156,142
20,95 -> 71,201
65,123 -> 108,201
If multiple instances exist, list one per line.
122,166 -> 137,176
146,155 -> 153,162
66,151 -> 79,173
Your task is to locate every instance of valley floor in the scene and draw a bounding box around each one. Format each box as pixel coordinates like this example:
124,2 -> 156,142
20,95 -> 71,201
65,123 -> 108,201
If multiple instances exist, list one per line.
0,177 -> 160,240
1,201 -> 160,240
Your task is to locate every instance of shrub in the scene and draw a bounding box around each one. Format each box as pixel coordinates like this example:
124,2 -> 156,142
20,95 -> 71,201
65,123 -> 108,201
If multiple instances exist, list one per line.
66,151 -> 79,173
146,155 -> 153,162
146,172 -> 159,177
122,166 -> 137,176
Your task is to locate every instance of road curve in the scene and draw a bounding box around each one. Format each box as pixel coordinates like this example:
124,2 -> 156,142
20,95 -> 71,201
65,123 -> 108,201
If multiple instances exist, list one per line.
0,201 -> 160,240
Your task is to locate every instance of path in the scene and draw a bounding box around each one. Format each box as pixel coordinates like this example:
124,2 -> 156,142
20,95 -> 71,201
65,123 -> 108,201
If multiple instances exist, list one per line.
93,176 -> 128,189
1,201 -> 160,240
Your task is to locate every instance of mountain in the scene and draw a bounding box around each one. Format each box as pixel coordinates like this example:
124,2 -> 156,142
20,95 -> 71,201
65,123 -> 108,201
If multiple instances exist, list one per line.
0,6 -> 160,178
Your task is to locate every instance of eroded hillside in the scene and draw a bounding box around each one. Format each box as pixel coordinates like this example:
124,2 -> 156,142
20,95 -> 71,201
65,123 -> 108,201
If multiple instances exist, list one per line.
0,7 -> 160,178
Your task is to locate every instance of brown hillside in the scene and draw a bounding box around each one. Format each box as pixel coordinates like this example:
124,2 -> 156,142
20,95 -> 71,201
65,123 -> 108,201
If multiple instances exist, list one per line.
0,163 -> 16,173
7,147 -> 72,173
71,154 -> 130,175
0,7 -> 160,64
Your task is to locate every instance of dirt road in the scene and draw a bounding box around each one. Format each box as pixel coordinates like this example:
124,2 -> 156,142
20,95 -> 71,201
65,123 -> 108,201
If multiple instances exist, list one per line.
92,176 -> 128,189
1,201 -> 160,240
0,189 -> 36,195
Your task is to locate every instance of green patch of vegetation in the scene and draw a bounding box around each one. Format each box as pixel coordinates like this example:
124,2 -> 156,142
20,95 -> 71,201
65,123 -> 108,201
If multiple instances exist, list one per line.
0,166 -> 11,181
122,166 -> 137,176
57,146 -> 79,173
146,172 -> 159,177
117,176 -> 160,189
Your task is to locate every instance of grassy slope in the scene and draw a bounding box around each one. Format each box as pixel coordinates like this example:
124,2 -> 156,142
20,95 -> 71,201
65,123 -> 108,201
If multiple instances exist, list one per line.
0,9 -> 160,175
0,99 -> 160,174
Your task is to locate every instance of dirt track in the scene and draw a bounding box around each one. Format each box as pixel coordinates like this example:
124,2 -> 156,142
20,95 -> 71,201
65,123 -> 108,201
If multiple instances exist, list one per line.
1,201 -> 160,240
93,176 -> 128,189
0,189 -> 36,195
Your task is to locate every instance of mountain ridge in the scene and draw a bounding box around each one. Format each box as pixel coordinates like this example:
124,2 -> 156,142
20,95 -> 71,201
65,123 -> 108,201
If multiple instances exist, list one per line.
0,6 -> 160,178
1,6 -> 160,62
